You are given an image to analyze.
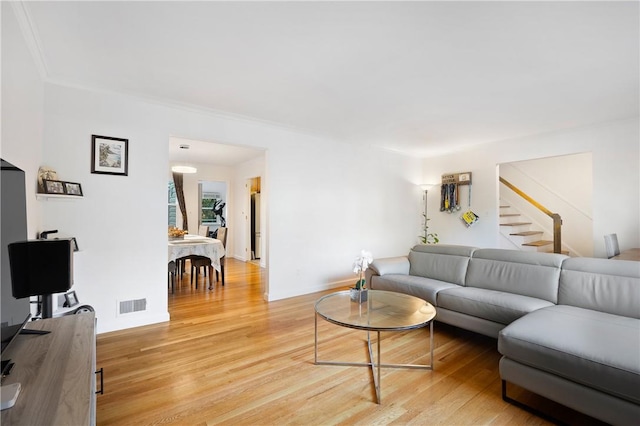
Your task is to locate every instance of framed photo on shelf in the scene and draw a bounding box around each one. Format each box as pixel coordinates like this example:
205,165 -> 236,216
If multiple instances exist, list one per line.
63,181 -> 83,196
91,134 -> 129,176
43,179 -> 66,194
64,291 -> 79,308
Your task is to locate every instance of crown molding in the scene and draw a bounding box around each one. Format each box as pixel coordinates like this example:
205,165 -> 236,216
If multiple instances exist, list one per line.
44,75 -> 340,143
10,1 -> 49,80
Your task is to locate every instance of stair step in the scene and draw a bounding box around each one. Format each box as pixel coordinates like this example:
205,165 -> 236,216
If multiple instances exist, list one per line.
522,240 -> 553,247
500,214 -> 520,217
500,205 -> 510,209
510,231 -> 543,236
500,222 -> 532,226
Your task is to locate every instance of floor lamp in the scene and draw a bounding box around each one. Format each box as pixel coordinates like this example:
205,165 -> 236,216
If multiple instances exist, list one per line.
420,184 -> 436,243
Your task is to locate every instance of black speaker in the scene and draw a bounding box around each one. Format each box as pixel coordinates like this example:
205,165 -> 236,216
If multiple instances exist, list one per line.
8,239 -> 74,299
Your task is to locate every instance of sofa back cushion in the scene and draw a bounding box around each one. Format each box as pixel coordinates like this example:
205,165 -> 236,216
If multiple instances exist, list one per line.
466,249 -> 567,303
559,257 -> 640,318
408,244 -> 475,286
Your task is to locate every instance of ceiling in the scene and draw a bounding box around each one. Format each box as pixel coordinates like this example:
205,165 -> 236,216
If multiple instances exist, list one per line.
18,1 -> 639,160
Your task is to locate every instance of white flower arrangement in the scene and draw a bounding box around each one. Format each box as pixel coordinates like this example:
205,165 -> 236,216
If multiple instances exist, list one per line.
352,250 -> 373,289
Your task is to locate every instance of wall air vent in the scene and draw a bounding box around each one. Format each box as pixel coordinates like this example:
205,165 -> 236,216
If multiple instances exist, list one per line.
118,298 -> 147,315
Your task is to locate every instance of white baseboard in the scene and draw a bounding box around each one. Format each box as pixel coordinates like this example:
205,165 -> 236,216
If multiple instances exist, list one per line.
266,279 -> 352,302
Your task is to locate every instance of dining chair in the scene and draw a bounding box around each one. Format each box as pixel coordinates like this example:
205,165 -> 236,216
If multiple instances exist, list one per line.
604,233 -> 620,258
190,256 -> 213,289
185,225 -> 212,288
215,227 -> 228,285
168,261 -> 177,293
191,226 -> 227,288
198,225 -> 209,237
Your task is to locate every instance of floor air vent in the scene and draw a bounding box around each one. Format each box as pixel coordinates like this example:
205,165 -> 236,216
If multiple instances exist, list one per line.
119,298 -> 147,315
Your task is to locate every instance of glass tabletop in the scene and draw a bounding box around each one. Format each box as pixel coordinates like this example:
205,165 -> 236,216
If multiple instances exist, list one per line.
315,290 -> 436,331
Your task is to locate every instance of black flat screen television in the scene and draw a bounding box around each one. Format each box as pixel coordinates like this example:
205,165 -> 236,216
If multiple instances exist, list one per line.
0,315 -> 30,354
0,159 -> 31,354
1,159 -> 31,378
0,314 -> 30,376
1,161 -> 29,319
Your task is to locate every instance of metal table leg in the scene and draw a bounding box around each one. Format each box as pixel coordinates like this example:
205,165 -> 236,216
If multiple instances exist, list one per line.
315,318 -> 434,404
366,330 -> 382,403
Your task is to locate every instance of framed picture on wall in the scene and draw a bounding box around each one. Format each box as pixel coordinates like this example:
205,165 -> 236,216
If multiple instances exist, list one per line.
43,179 -> 66,194
64,291 -> 79,308
91,134 -> 129,176
63,181 -> 83,196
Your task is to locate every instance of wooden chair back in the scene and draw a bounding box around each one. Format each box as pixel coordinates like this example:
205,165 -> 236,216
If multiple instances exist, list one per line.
217,227 -> 227,248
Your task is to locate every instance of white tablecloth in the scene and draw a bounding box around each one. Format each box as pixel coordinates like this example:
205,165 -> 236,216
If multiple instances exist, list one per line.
168,235 -> 225,271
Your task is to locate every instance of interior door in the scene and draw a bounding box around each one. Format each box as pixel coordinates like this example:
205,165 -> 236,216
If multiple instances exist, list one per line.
251,193 -> 261,259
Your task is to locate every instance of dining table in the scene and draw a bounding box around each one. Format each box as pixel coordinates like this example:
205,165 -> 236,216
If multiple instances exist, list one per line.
168,235 -> 226,287
612,248 -> 640,261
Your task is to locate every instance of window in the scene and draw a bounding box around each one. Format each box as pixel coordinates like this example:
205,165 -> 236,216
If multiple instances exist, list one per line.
200,191 -> 221,225
168,181 -> 177,227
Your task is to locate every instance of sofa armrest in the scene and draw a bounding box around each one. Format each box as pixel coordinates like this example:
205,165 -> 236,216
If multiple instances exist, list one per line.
369,256 -> 410,277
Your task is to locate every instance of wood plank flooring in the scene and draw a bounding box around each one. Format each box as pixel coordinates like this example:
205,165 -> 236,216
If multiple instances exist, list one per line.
96,259 -> 603,425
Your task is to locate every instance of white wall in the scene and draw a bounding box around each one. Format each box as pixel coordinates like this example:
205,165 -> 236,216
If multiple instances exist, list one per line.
34,82 -> 421,333
41,86 -> 172,332
423,118 -> 640,258
264,140 -> 423,300
1,3 -> 44,238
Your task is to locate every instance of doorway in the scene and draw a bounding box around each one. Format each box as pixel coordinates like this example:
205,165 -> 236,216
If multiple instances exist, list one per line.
249,177 -> 261,264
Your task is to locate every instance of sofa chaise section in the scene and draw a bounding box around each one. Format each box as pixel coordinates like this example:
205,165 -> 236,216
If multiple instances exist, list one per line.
498,257 -> 640,425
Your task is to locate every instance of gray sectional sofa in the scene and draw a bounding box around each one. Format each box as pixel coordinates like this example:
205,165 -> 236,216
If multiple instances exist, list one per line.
367,244 -> 640,425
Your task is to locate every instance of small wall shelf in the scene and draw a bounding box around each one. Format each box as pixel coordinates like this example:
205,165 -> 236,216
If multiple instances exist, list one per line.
36,194 -> 83,201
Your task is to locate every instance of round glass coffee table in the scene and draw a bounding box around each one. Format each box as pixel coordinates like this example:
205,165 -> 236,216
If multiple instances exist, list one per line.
314,290 -> 436,404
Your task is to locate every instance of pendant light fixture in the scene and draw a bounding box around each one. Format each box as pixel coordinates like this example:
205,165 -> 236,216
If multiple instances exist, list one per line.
171,165 -> 197,174
171,144 -> 197,173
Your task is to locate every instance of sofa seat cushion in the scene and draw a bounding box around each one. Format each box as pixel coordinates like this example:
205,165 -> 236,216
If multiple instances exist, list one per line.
370,274 -> 459,306
437,287 -> 554,325
498,305 -> 640,404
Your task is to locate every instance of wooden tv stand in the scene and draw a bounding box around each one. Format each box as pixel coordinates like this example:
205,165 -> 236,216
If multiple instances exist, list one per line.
1,313 -> 96,425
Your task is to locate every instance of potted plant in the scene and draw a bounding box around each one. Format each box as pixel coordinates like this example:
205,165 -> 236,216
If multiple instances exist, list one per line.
419,214 -> 439,245
350,250 -> 373,303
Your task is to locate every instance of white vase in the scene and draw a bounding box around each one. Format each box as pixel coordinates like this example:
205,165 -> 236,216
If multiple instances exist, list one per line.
349,288 -> 368,303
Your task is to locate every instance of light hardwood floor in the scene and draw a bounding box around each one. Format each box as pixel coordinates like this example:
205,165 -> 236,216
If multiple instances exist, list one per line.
97,259 -> 602,425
